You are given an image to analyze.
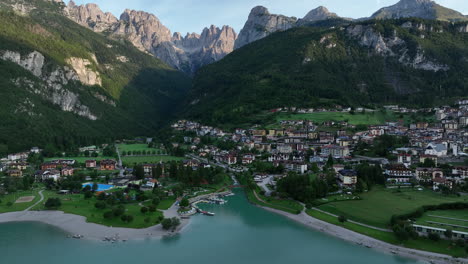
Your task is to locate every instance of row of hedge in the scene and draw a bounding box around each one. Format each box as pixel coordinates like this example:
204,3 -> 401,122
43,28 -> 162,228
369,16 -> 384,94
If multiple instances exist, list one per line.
390,202 -> 468,226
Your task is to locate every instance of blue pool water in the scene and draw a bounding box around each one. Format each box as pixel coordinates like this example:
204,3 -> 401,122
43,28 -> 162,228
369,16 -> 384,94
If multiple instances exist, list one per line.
82,183 -> 114,191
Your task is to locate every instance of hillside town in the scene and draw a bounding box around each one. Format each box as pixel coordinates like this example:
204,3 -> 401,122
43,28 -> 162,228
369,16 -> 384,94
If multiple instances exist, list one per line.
171,101 -> 468,194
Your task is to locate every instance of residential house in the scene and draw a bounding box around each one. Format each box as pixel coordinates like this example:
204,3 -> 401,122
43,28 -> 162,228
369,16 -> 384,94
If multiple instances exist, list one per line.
274,161 -> 307,174
41,162 -> 58,170
397,153 -> 412,167
100,159 -> 117,170
242,154 -> 255,165
433,178 -> 453,191
8,169 -> 22,177
10,162 -> 28,171
30,147 -> 41,154
85,160 -> 97,168
385,164 -> 414,183
321,145 -> 350,158
415,168 -> 444,182
8,152 -> 29,161
419,155 -> 438,167
452,166 -> 468,179
338,169 -> 358,187
61,167 -> 74,176
36,169 -> 61,182
277,144 -> 293,154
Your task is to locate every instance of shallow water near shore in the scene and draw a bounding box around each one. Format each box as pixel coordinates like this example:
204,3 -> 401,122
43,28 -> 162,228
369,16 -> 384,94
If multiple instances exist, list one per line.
0,189 -> 421,264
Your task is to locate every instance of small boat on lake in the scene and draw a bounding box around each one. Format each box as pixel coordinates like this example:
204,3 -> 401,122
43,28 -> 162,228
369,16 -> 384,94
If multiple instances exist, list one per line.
201,211 -> 215,216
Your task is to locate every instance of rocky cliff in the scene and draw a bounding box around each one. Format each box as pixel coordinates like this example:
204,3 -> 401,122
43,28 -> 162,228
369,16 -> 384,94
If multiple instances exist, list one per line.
65,2 -> 237,74
234,6 -> 297,49
346,23 -> 449,72
297,6 -> 340,25
65,1 -> 117,32
371,0 -> 467,21
1,50 -> 101,120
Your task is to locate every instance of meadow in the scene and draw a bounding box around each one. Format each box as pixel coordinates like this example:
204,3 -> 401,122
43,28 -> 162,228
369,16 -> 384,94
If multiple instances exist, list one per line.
0,189 -> 42,213
317,186 -> 468,228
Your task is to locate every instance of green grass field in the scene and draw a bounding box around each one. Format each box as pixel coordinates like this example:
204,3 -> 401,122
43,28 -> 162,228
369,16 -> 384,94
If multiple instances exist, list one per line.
272,111 -> 436,127
45,156 -> 114,164
0,189 -> 42,213
122,155 -> 185,166
117,144 -> 161,152
245,188 -> 303,215
318,187 -> 468,228
415,210 -> 468,232
31,191 -> 173,228
307,209 -> 467,257
275,111 -> 394,125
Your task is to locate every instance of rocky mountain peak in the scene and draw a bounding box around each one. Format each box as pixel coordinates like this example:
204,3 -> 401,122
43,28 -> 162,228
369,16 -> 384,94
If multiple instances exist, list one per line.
65,1 -> 118,32
301,6 -> 339,22
371,0 -> 466,21
234,6 -> 297,49
250,6 -> 270,16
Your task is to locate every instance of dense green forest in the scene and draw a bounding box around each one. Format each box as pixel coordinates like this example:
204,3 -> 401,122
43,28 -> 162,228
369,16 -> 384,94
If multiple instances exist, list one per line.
184,18 -> 468,126
0,0 -> 191,153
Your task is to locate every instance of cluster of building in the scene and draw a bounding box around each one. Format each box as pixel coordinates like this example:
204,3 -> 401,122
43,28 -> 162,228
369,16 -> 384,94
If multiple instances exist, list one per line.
173,101 -> 468,192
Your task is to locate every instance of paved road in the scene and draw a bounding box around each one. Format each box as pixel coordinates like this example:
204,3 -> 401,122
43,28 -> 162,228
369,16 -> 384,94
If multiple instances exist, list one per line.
115,145 -> 124,177
24,190 -> 44,211
257,176 -> 274,196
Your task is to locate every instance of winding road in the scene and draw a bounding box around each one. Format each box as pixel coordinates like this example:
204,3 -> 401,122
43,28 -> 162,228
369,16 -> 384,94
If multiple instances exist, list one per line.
24,190 -> 45,211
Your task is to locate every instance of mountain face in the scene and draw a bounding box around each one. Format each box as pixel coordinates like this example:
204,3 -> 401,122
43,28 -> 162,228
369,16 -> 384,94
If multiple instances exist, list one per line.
235,6 -> 349,49
298,6 -> 340,24
234,6 -> 297,49
185,18 -> 468,127
65,1 -> 117,32
371,0 -> 468,21
65,1 -> 237,74
0,0 -> 190,152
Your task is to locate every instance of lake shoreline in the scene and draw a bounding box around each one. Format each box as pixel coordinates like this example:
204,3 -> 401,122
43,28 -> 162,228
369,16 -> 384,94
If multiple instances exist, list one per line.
252,203 -> 468,264
0,202 -> 189,241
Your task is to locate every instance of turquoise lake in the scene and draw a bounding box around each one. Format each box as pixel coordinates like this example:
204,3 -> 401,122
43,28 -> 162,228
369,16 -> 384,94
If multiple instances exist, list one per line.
0,189 -> 421,264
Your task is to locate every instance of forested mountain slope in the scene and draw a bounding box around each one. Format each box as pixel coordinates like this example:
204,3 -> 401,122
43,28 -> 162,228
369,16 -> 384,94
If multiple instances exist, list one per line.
0,0 -> 190,153
185,19 -> 468,126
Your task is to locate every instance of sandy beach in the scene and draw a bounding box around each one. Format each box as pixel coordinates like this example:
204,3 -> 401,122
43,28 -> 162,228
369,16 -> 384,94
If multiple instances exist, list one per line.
254,204 -> 468,264
0,202 -> 189,241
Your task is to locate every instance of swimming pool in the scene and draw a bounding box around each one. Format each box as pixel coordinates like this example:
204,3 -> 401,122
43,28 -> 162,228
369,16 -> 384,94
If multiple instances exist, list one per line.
82,183 -> 114,192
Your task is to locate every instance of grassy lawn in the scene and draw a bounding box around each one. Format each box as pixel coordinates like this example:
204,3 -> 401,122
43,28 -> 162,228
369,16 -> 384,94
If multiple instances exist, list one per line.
45,156 -> 114,164
245,188 -> 303,215
307,209 -> 467,258
275,111 -> 395,125
415,210 -> 468,232
156,198 -> 175,210
32,191 -> 164,228
318,186 -> 468,228
122,156 -> 185,166
0,189 -> 42,213
117,143 -> 162,152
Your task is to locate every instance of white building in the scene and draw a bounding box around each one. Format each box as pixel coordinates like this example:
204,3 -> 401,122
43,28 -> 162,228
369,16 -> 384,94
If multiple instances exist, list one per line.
425,143 -> 448,157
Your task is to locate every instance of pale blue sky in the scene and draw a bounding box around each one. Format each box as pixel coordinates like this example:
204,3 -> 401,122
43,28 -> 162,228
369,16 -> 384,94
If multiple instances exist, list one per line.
69,0 -> 468,34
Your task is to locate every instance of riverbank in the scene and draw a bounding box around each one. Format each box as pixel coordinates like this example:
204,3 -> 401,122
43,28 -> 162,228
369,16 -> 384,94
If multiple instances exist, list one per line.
0,202 -> 189,241
253,203 -> 468,264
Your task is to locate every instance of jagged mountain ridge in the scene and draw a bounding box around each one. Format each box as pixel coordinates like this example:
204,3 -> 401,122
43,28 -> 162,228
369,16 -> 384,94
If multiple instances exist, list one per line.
65,1 -> 237,74
59,0 -> 468,71
235,0 -> 467,49
185,18 -> 468,126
